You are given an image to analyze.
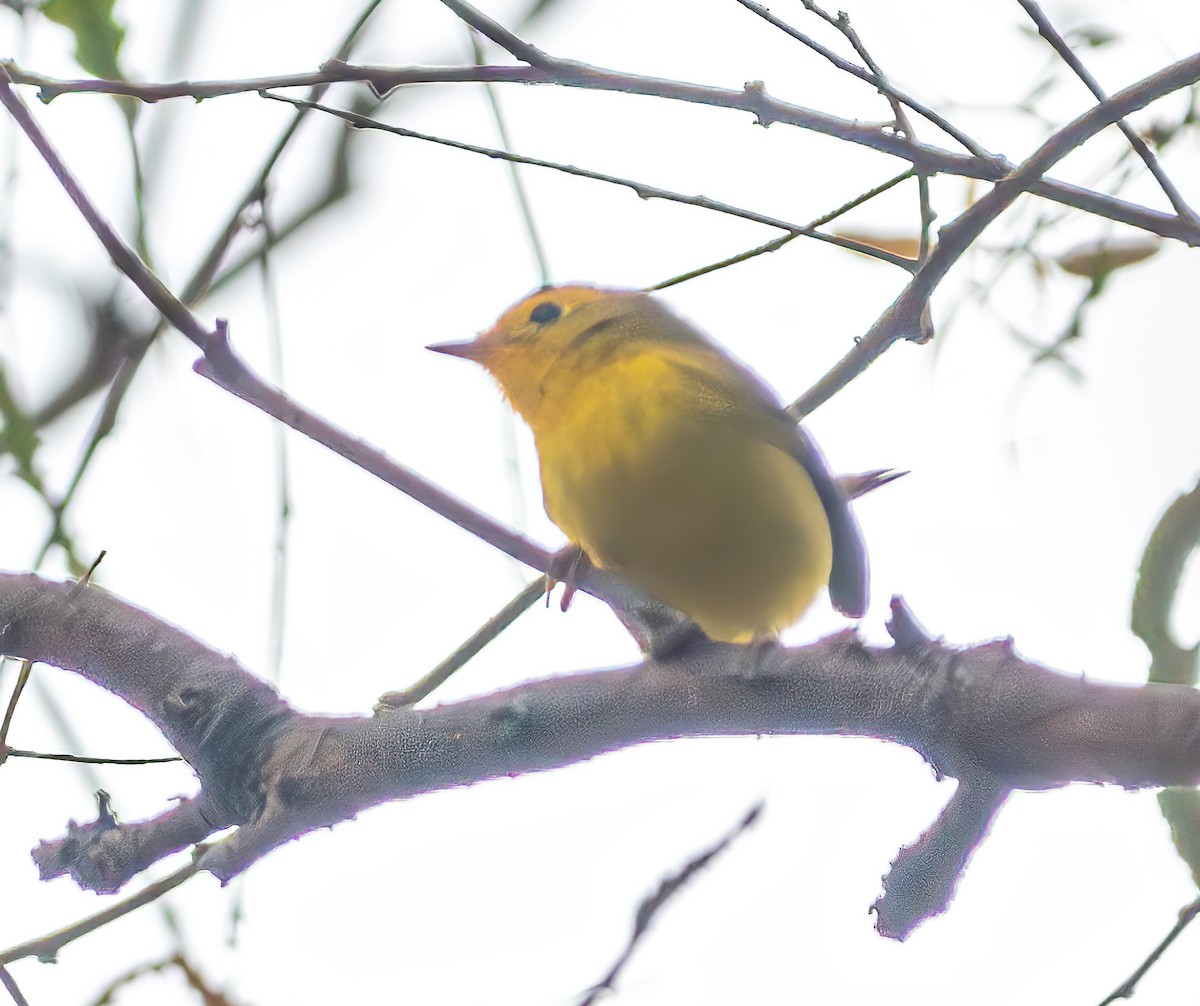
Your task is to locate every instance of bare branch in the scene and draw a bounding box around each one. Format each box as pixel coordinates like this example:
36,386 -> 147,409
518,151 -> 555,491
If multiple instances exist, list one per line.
88,953 -> 237,1006
1,857 -> 203,966
650,167 -> 917,289
259,92 -> 917,270
875,773 -> 1010,939
0,73 -> 547,569
3,749 -> 181,766
0,659 -> 32,759
1017,0 -> 1199,225
377,576 -> 548,709
733,0 -> 993,158
0,64 -> 732,653
437,0 -> 554,68
5,51 -> 1198,244
2,574 -> 1199,944
788,51 -> 1200,417
0,70 -> 202,346
7,45 -> 1200,653
1098,897 -> 1200,1005
579,803 -> 764,1005
0,963 -> 30,1006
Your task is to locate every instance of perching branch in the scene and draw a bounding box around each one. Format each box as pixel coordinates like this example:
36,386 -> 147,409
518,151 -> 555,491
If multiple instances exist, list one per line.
2,575 -> 1200,959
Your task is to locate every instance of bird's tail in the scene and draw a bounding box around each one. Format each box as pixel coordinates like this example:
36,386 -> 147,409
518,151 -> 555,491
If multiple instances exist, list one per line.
837,468 -> 908,501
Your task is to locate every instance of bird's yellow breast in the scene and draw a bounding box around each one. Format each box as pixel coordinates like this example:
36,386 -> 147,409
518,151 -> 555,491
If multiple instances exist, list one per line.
533,348 -> 832,642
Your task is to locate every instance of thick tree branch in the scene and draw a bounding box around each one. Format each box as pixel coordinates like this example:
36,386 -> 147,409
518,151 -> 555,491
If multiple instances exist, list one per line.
875,771 -> 1009,939
1,575 -> 1199,955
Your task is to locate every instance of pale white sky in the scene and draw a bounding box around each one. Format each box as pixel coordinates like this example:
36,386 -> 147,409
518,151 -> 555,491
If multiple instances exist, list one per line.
1,0 -> 1199,1003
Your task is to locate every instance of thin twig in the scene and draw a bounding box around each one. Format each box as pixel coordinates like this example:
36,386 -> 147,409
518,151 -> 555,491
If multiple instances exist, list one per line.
812,1 -> 913,133
376,576 -> 548,709
0,963 -> 30,1006
733,0 -> 991,157
7,48 -> 1200,621
1017,0 -> 1199,225
787,51 -> 1200,418
17,0 -> 386,566
88,953 -> 233,1006
799,2 -> 940,305
578,803 -> 764,1006
0,857 -> 204,965
470,29 -> 551,286
256,202 -> 291,685
183,0 -> 386,309
651,167 -> 917,290
65,548 -> 106,598
0,659 -> 33,763
4,55 -> 1199,244
0,69 -> 200,343
1098,897 -> 1200,1005
437,0 -> 553,69
1,78 -> 563,582
259,92 -> 917,271
3,749 -> 182,765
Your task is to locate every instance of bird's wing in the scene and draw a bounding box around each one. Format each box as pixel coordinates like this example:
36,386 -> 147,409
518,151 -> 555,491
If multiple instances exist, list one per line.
646,310 -> 869,618
776,418 -> 869,618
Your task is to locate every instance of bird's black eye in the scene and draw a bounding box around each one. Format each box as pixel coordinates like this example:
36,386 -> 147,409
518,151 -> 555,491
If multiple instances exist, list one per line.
530,301 -> 562,325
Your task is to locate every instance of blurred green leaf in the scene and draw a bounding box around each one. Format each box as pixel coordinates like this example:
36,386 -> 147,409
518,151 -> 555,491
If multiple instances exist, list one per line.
1133,481 -> 1200,686
518,0 -> 576,28
1135,484 -> 1200,888
1069,24 -> 1118,48
0,364 -> 43,489
41,0 -> 125,80
1160,789 -> 1200,889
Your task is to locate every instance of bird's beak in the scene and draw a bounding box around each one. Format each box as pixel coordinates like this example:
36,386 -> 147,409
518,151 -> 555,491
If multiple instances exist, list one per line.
426,337 -> 485,361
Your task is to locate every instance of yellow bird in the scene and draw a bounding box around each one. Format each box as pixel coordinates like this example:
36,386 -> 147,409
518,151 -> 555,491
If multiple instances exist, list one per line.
429,284 -> 869,643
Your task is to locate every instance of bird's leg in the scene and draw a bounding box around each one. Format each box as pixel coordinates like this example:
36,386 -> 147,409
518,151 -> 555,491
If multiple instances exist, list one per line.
560,548 -> 592,612
737,631 -> 782,678
546,543 -> 592,612
547,545 -> 708,658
